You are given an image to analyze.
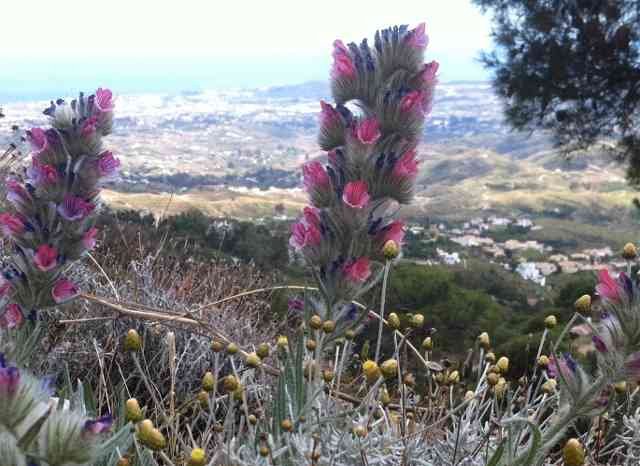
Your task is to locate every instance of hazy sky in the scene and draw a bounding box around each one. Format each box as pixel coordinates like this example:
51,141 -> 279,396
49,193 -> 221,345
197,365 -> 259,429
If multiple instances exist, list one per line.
1,0 -> 493,99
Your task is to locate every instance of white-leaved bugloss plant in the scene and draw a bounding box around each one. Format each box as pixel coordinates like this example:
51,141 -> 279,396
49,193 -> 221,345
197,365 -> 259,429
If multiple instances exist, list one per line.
0,89 -> 119,329
290,23 -> 437,325
0,353 -> 131,466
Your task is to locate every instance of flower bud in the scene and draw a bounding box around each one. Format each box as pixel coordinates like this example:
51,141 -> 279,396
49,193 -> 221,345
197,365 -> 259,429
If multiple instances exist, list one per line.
403,372 -> 416,387
226,342 -> 239,355
352,425 -> 367,438
256,343 -> 270,359
197,390 -> 209,408
117,458 -> 131,466
542,379 -> 557,394
496,356 -> 509,374
614,381 -> 627,394
322,320 -> 336,333
388,313 -> 401,330
276,335 -> 289,349
345,329 -> 356,340
123,329 -> 142,352
537,355 -> 550,368
422,337 -> 433,351
233,385 -> 244,401
380,387 -> 391,406
362,360 -> 381,382
485,352 -> 496,364
259,446 -> 270,457
574,294 -> 591,314
380,359 -> 398,379
210,340 -> 224,353
410,313 -> 424,328
322,369 -> 335,383
222,375 -> 240,393
448,370 -> 460,385
464,390 -> 475,402
563,438 -> 585,466
544,315 -> 557,329
187,448 -> 207,466
623,242 -> 637,260
383,240 -> 400,260
281,419 -> 294,432
478,332 -> 490,350
494,377 -> 507,399
309,315 -> 322,330
248,414 -> 258,425
137,419 -> 166,451
125,398 -> 143,423
202,371 -> 216,392
487,372 -> 500,386
306,339 -> 317,351
245,352 -> 261,368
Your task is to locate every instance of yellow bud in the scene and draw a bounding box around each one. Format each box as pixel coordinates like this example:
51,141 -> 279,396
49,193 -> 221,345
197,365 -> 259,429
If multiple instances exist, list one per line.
259,446 -> 270,457
362,360 -> 381,383
222,375 -> 240,393
382,240 -> 400,260
345,329 -> 356,340
248,414 -> 257,425
485,352 -> 496,364
116,457 -> 131,466
544,315 -> 557,329
281,419 -> 294,432
388,313 -> 401,330
494,377 -> 507,399
123,329 -> 142,352
353,425 -> 367,438
380,359 -> 399,379
380,387 -> 391,406
233,385 -> 244,401
403,372 -> 416,387
623,242 -> 638,260
410,313 -> 424,328
226,342 -> 239,355
542,379 -> 557,394
276,335 -> 289,349
614,381 -> 627,394
464,390 -> 475,402
309,315 -> 323,330
496,356 -> 509,374
256,343 -> 270,359
125,398 -> 143,423
537,355 -> 550,368
137,419 -> 166,451
202,371 -> 216,392
322,320 -> 336,333
448,370 -> 460,385
305,339 -> 317,351
435,372 -> 445,384
574,294 -> 591,314
210,340 -> 224,353
187,448 -> 206,466
563,438 -> 585,466
478,332 -> 490,350
419,336 -> 433,351
322,369 -> 335,383
197,390 -> 209,408
245,352 -> 261,368
487,372 -> 500,386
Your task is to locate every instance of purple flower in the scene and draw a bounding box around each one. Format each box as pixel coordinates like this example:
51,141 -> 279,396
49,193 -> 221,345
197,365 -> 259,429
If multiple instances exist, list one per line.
342,181 -> 370,209
392,149 -> 419,180
319,100 -> 341,130
0,304 -> 24,329
0,213 -> 26,237
288,298 -> 305,312
625,352 -> 640,380
94,88 -> 114,113
592,335 -> 608,353
96,151 -> 120,178
27,158 -> 59,187
331,40 -> 356,80
354,117 -> 381,145
405,23 -> 428,49
33,245 -> 58,272
0,359 -> 20,395
83,414 -> 113,435
26,127 -> 49,155
596,269 -> 623,302
342,257 -> 372,283
82,227 -> 99,250
52,279 -> 79,304
302,162 -> 331,193
57,195 -> 95,221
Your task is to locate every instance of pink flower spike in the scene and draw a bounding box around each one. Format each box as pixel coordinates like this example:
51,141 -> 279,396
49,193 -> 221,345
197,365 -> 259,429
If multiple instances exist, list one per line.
27,128 -> 49,155
400,90 -> 426,114
302,206 -> 321,229
81,116 -> 98,137
0,277 -> 11,297
33,244 -> 58,272
319,100 -> 341,128
27,158 -> 58,187
6,179 -> 32,207
596,269 -> 621,302
97,151 -> 121,177
0,304 -> 24,329
95,88 -> 114,112
393,149 -> 420,179
302,161 -> 331,192
289,219 -> 321,250
82,227 -> 99,250
0,213 -> 25,237
378,221 -> 406,245
58,195 -> 95,221
52,279 -> 79,304
342,181 -> 370,209
343,257 -> 372,283
355,117 -> 381,145
420,61 -> 439,84
0,360 -> 20,394
332,40 -> 350,58
331,40 -> 356,79
406,22 -> 428,49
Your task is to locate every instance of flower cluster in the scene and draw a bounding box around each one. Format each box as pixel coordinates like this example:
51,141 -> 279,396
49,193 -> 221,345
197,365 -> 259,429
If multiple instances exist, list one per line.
291,24 -> 438,311
0,88 -> 118,328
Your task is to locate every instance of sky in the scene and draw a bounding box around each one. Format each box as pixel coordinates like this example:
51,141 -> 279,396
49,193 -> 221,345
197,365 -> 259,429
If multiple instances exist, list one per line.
0,0 -> 493,101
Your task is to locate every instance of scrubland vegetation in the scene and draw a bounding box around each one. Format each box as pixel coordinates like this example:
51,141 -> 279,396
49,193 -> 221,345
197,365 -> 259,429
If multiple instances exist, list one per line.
2,23 -> 640,466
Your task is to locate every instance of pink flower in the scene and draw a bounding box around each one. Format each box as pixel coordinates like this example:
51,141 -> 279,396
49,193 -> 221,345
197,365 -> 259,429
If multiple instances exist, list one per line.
406,22 -> 428,49
96,151 -> 121,177
400,90 -> 427,114
343,257 -> 372,283
303,161 -> 331,192
354,117 -> 381,145
596,270 -> 621,302
302,206 -> 321,228
27,158 -> 58,187
0,213 -> 25,237
5,179 -> 32,207
82,227 -> 99,250
320,100 -> 341,129
81,116 -> 98,137
290,207 -> 322,251
420,61 -> 439,85
0,304 -> 24,329
393,149 -> 420,179
33,244 -> 58,272
0,277 -> 11,297
342,181 -> 370,209
52,278 -> 79,303
331,40 -> 356,79
376,221 -> 406,246
27,127 -> 49,155
57,195 -> 95,221
95,88 -> 114,112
